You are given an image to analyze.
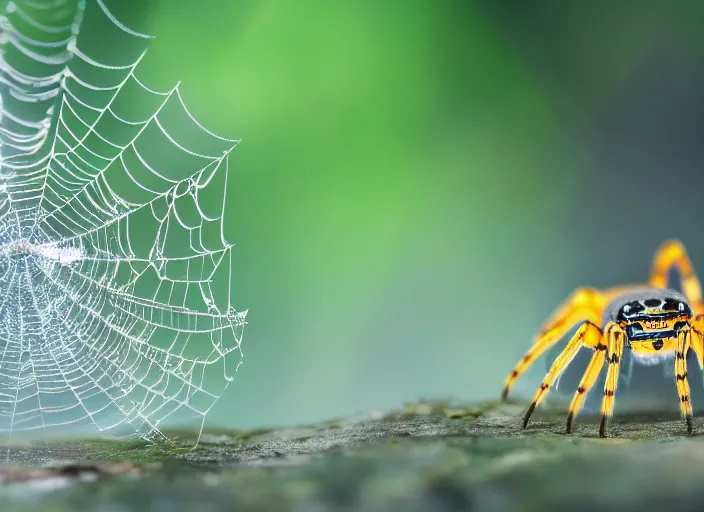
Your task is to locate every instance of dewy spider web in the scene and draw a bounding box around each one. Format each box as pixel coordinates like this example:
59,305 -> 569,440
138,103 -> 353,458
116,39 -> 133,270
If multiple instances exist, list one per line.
0,0 -> 246,441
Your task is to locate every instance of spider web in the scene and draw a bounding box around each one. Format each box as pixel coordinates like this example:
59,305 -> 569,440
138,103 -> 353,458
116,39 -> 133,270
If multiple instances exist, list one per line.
0,0 -> 246,442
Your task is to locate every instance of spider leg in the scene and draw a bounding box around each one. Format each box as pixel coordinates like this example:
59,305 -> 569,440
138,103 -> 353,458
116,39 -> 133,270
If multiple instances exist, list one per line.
599,322 -> 626,438
689,313 -> 704,370
565,332 -> 608,433
649,239 -> 702,304
502,287 -> 602,400
675,327 -> 694,433
522,321 -> 602,428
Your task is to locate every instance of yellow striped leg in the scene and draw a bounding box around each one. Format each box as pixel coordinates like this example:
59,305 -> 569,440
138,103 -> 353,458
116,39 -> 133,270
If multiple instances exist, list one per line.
675,327 -> 694,434
650,239 -> 702,304
690,312 -> 704,370
502,287 -> 602,400
566,334 -> 608,433
522,321 -> 602,429
599,322 -> 625,438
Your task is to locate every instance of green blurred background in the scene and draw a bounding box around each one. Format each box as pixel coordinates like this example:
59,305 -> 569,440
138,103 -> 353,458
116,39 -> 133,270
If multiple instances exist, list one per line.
116,1 -> 704,429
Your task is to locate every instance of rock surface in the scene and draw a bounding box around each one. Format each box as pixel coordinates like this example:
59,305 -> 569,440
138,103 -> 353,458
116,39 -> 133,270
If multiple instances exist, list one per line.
0,400 -> 703,511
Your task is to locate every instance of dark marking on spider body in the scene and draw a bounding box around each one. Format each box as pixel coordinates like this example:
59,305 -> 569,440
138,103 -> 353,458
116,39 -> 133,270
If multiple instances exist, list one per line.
605,288 -> 693,367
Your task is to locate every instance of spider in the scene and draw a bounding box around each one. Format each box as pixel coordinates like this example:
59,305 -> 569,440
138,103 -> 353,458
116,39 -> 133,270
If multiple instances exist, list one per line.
501,239 -> 704,438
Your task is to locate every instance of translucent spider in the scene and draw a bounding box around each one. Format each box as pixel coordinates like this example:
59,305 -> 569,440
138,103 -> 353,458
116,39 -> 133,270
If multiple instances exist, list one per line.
501,240 -> 704,437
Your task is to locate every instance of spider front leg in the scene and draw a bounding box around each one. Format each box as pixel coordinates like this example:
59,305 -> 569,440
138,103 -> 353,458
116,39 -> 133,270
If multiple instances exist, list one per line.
502,287 -> 603,400
565,337 -> 608,433
522,320 -> 603,428
599,322 -> 626,438
650,239 -> 702,304
675,327 -> 694,433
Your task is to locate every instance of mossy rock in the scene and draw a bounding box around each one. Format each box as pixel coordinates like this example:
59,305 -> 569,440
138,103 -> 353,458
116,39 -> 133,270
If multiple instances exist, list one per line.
0,400 -> 702,511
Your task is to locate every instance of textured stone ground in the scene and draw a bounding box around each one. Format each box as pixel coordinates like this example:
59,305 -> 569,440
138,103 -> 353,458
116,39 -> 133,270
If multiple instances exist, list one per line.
0,400 -> 703,511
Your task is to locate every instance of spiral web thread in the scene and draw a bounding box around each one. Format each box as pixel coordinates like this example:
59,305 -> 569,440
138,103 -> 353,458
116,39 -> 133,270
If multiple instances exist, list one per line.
0,0 -> 246,442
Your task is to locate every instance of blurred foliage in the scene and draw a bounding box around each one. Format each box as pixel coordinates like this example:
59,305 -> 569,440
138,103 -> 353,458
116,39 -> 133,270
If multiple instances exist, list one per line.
109,0 -> 704,429
135,0 -> 574,428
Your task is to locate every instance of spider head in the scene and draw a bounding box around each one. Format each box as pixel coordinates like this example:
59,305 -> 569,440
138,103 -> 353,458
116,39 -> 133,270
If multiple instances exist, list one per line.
617,296 -> 691,351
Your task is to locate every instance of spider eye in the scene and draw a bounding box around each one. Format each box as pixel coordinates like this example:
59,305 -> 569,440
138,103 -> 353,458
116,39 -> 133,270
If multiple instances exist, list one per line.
618,301 -> 644,321
627,302 -> 644,315
679,302 -> 686,312
663,298 -> 681,311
